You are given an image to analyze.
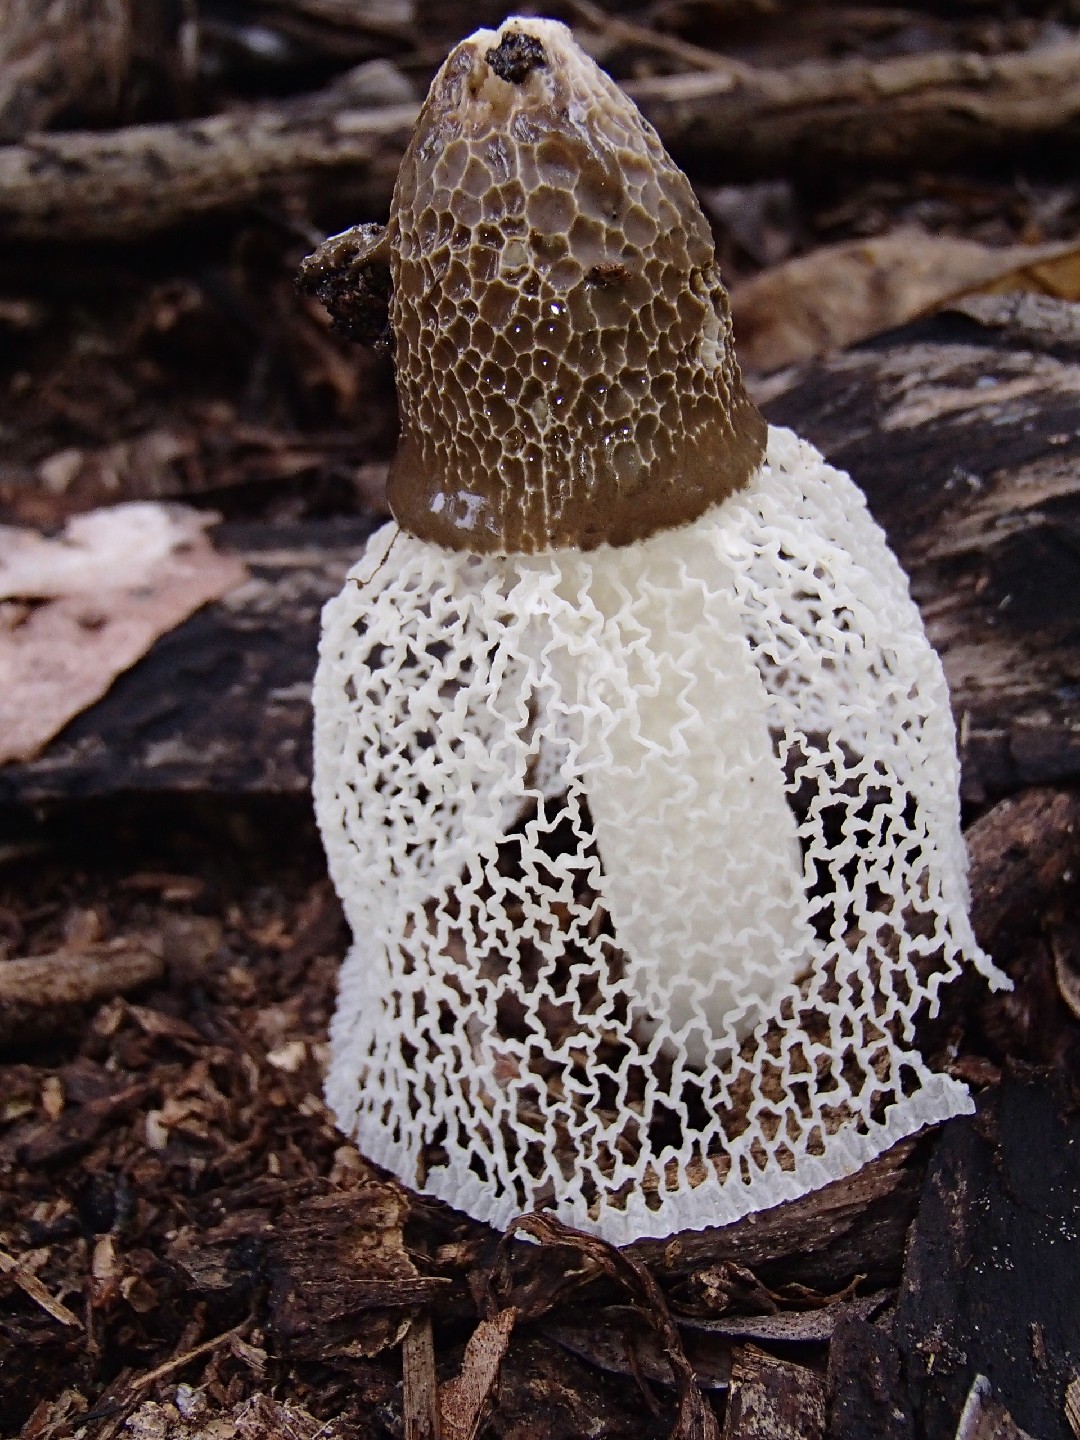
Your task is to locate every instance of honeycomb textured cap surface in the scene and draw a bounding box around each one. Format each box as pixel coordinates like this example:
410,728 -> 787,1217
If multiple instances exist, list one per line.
313,426 -> 1010,1242
385,16 -> 765,554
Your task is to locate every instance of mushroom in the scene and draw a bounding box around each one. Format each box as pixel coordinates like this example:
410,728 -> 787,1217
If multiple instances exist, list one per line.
312,17 -> 1009,1242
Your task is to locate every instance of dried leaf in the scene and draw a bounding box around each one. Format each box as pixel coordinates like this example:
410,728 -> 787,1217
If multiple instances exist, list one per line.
979,249 -> 1080,304
954,1375 -> 1037,1440
0,502 -> 246,763
1065,1375 -> 1080,1440
268,1186 -> 448,1360
731,231 -> 1080,372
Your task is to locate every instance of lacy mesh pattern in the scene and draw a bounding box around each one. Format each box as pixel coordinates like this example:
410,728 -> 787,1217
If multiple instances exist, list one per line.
314,426 -> 1007,1242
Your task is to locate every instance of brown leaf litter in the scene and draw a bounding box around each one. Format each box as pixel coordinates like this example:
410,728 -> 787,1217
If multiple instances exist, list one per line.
731,231 -> 1080,373
0,503 -> 246,763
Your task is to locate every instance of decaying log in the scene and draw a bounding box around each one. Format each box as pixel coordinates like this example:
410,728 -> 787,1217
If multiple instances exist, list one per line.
3,37 -> 1080,241
887,1077 -> 1080,1440
771,297 -> 1080,803
4,302 -> 1078,806
0,516 -> 377,804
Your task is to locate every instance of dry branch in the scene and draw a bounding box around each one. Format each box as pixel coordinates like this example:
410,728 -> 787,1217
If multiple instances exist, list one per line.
0,0 -> 134,141
629,34 -> 1080,170
0,73 -> 417,242
3,36 -> 1080,242
0,938 -> 163,1006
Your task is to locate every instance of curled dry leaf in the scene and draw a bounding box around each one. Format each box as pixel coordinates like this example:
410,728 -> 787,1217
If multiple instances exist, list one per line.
0,502 -> 246,764
731,231 -> 1080,373
493,1212 -> 719,1440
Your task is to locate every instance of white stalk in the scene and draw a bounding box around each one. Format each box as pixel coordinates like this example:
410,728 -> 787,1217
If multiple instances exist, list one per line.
545,494 -> 816,1060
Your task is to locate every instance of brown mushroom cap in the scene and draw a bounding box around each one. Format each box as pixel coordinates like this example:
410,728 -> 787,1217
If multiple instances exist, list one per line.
385,16 -> 766,555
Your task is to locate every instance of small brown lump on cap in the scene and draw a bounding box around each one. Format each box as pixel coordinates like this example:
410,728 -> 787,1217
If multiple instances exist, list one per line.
384,16 -> 766,555
485,30 -> 548,84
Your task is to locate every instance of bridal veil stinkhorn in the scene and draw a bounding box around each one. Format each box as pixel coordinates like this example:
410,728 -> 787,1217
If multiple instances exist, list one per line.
312,17 -> 1007,1243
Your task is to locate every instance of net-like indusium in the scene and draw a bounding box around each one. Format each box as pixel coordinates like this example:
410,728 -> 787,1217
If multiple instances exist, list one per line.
314,425 -> 1008,1243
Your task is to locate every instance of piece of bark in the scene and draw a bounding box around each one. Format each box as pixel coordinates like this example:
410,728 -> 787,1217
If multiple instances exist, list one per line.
403,1314 -> 441,1440
889,1077 -> 1080,1440
439,1308 -> 516,1440
13,1079 -> 156,1168
769,301 -> 1080,803
948,292 -> 1080,357
1065,1378 -> 1080,1440
826,1314 -> 914,1440
964,789 -> 1080,955
631,1140 -> 921,1291
720,1345 -> 825,1440
3,38 -> 1080,242
483,1332 -> 673,1440
267,1186 -> 449,1362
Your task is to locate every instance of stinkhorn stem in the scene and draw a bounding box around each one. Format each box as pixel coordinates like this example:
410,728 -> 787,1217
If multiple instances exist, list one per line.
540,504 -> 814,1058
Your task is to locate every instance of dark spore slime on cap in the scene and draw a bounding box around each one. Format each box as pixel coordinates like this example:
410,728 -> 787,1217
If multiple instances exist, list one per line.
485,30 -> 548,82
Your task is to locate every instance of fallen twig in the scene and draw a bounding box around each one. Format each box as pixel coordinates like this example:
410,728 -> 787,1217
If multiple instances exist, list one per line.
0,1246 -> 81,1328
0,69 -> 417,242
628,35 -> 1080,170
129,1320 -> 251,1393
3,37 -> 1080,241
0,939 -> 163,1007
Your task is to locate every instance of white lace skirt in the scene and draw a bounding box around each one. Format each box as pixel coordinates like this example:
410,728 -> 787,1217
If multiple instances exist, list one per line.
313,425 -> 1008,1243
